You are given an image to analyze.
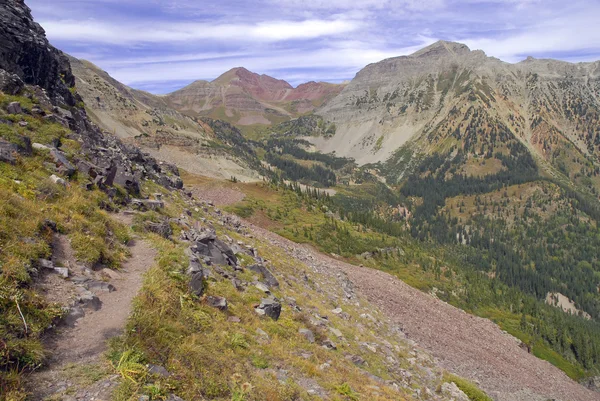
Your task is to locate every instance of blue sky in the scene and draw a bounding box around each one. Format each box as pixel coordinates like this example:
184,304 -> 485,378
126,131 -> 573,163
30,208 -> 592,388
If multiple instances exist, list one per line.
27,0 -> 600,94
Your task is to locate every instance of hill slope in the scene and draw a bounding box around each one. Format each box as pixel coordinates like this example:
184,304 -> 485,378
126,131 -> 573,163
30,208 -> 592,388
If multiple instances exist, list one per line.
70,58 -> 263,182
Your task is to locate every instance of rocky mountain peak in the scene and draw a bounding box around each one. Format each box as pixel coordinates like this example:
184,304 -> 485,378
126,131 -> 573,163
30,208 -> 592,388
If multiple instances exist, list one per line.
411,40 -> 473,58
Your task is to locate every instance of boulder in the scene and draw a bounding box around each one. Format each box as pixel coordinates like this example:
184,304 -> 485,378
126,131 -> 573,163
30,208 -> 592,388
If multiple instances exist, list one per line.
299,328 -> 315,343
346,354 -> 366,366
187,259 -> 203,276
49,174 -> 66,186
38,258 -> 54,269
85,280 -> 116,293
189,272 -> 205,297
50,148 -> 76,176
131,199 -> 164,211
255,297 -> 281,321
255,282 -> 270,294
6,102 -> 22,114
206,295 -> 228,311
33,143 -> 51,151
0,139 -> 18,164
145,219 -> 172,238
214,239 -> 237,266
148,364 -> 170,378
248,264 -> 279,288
64,305 -> 85,327
53,267 -> 69,278
76,290 -> 102,311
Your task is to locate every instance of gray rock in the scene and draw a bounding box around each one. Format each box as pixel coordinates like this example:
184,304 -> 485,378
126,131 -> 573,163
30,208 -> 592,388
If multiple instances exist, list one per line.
77,291 -> 102,311
148,364 -> 170,377
248,264 -> 279,288
189,272 -> 205,297
346,354 -> 366,366
38,258 -> 54,269
50,174 -> 66,186
0,139 -> 18,164
0,70 -> 24,95
231,278 -> 245,291
85,280 -> 116,293
187,259 -> 203,275
206,295 -> 228,311
299,328 -> 315,343
322,339 -> 337,350
64,306 -> 85,326
255,282 -> 270,293
329,327 -> 343,338
144,219 -> 172,238
255,297 -> 281,321
131,198 -> 164,211
33,143 -> 51,151
441,382 -> 470,401
6,101 -> 22,115
53,267 -> 69,278
50,148 -> 76,177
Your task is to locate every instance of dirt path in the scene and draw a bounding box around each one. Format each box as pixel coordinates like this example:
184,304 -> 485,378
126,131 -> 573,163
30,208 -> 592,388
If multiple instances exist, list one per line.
246,223 -> 599,401
26,225 -> 156,400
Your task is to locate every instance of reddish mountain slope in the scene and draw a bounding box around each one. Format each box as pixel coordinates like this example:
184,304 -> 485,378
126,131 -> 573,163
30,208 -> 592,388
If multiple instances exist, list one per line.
165,67 -> 345,126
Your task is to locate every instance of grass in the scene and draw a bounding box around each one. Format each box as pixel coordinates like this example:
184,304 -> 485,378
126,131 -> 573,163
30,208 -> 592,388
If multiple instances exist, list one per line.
102,177 -> 452,401
0,93 -> 131,399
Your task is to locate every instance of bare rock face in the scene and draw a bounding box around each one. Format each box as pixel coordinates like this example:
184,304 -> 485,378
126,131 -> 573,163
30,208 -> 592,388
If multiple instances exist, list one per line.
0,0 -> 183,195
0,0 -> 76,106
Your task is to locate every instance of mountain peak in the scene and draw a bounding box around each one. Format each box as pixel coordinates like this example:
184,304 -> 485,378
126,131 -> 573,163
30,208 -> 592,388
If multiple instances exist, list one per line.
411,40 -> 471,58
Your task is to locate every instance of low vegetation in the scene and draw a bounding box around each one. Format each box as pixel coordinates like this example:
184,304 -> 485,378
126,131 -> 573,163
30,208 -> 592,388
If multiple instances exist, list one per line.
0,94 -> 130,399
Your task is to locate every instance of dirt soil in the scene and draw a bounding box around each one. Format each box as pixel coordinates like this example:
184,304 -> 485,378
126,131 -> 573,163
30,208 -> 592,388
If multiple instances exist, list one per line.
25,221 -> 157,401
246,223 -> 600,401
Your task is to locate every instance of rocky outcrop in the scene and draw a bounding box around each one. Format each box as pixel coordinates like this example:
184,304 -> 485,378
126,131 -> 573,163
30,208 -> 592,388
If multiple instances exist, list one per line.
0,0 -> 75,106
0,0 -> 183,195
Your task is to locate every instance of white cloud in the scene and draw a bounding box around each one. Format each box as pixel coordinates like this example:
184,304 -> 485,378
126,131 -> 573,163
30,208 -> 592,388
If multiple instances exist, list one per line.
85,40 -> 432,88
40,18 -> 359,45
461,8 -> 600,62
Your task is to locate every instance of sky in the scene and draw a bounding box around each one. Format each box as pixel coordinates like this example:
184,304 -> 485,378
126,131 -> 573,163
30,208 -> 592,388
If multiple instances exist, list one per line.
27,0 -> 600,94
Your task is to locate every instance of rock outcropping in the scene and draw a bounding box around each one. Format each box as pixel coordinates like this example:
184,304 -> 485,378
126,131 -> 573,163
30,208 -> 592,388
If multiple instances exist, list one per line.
0,0 -> 182,194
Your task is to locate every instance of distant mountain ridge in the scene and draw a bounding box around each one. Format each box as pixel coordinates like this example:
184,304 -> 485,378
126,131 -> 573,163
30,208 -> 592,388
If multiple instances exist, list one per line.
165,67 -> 345,126
310,40 -> 600,192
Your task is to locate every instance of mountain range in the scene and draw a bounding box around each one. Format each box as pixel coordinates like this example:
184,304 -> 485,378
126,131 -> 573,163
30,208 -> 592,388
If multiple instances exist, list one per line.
3,1 -> 600,400
165,67 -> 345,127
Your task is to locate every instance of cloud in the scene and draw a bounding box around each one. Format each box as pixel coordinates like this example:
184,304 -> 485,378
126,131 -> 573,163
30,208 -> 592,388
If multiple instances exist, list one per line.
27,0 -> 600,94
40,18 -> 359,45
